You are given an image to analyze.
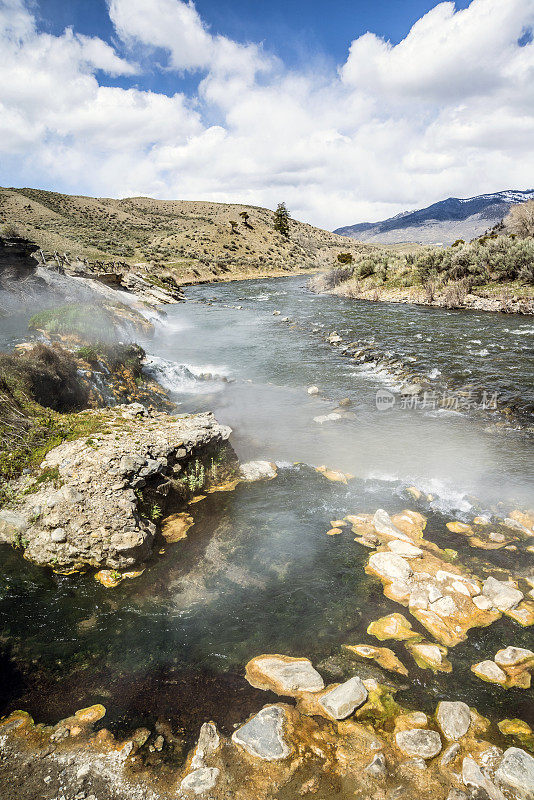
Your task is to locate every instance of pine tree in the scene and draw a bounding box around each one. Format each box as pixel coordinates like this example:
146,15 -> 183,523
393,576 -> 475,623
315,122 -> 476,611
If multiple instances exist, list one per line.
273,202 -> 291,238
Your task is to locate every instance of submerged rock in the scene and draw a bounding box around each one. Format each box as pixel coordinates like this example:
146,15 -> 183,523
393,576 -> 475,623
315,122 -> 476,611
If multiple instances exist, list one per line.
344,644 -> 409,676
161,512 -> 194,543
231,705 -> 292,760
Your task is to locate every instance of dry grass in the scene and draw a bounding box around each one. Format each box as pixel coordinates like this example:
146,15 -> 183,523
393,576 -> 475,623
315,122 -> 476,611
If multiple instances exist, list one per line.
0,187 -> 379,285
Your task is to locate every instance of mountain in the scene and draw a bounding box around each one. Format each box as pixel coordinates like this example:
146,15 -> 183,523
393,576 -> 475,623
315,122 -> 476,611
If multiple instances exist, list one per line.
0,187 -> 374,285
334,190 -> 534,245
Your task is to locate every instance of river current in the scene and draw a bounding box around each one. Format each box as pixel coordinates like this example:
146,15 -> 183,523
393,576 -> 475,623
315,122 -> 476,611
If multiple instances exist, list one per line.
1,275 -> 533,752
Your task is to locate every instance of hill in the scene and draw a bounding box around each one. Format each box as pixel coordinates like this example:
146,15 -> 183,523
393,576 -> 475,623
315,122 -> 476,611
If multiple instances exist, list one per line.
334,190 -> 534,245
0,187 -> 374,286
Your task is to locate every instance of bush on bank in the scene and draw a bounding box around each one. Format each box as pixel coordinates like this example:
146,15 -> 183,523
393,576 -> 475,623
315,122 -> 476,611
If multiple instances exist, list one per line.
312,235 -> 534,295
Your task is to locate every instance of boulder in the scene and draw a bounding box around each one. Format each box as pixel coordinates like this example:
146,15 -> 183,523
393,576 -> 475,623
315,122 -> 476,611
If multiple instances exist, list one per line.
495,747 -> 534,800
494,647 -> 534,667
232,706 -> 292,761
307,386 -> 319,395
387,541 -> 423,558
318,677 -> 368,720
482,576 -> 523,611
239,461 -> 278,482
372,509 -> 413,543
245,655 -> 324,696
471,660 -> 507,685
367,552 -> 412,583
13,407 -> 234,572
395,728 -> 442,759
436,701 -> 471,740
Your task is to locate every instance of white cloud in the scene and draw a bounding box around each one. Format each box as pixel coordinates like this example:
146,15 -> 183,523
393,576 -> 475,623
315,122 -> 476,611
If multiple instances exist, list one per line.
0,0 -> 533,229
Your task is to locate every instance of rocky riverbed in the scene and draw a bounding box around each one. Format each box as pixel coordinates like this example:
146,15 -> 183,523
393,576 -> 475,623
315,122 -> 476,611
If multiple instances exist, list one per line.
1,273 -> 534,800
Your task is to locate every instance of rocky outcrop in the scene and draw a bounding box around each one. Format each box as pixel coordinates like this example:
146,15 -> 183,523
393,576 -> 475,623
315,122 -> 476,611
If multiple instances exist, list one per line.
0,236 -> 39,287
3,404 -> 236,571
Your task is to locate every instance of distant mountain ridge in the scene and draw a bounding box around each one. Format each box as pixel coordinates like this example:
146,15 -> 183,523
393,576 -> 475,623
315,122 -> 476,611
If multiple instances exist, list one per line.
334,190 -> 534,245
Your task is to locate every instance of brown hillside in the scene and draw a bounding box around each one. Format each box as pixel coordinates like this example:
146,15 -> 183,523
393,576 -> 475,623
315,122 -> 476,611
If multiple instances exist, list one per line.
0,187 -> 375,285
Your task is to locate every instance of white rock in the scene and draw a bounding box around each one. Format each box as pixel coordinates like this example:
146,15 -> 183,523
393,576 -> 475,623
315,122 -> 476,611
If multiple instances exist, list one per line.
472,660 -> 507,684
313,413 -> 342,424
239,461 -> 278,482
388,541 -> 423,558
452,580 -> 471,596
368,552 -> 412,583
319,677 -> 368,720
427,585 -> 443,603
50,528 -> 67,543
307,386 -> 320,395
251,656 -> 324,694
232,706 -> 292,761
180,767 -> 220,794
494,647 -> 534,667
463,757 -> 506,800
436,701 -> 471,740
395,729 -> 442,759
190,722 -> 220,769
496,747 -> 534,800
482,576 -> 523,611
430,596 -> 457,618
473,595 -> 493,611
372,509 -> 413,543
441,743 -> 461,766
365,753 -> 387,778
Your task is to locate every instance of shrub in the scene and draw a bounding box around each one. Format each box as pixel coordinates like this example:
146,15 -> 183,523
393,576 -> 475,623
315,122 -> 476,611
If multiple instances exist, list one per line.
505,199 -> 534,238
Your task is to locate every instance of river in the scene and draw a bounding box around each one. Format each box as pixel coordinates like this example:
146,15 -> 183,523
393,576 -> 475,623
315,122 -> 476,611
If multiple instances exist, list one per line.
1,275 -> 533,754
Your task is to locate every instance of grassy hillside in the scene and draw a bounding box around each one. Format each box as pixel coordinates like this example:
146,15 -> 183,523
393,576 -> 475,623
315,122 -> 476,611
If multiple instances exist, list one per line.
0,187 -> 375,285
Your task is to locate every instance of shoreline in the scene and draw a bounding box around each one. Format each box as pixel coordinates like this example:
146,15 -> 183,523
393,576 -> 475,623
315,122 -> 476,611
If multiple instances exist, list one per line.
315,282 -> 534,315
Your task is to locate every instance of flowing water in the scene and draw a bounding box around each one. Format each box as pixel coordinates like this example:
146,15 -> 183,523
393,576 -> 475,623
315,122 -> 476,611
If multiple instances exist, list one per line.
1,276 -> 533,750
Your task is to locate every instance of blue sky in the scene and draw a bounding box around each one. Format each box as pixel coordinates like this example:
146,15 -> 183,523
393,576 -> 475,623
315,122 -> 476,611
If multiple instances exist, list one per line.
1,0 -> 533,228
33,0 -> 472,94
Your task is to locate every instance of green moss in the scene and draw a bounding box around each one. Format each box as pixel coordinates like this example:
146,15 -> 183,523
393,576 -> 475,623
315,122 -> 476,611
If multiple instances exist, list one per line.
29,304 -> 116,341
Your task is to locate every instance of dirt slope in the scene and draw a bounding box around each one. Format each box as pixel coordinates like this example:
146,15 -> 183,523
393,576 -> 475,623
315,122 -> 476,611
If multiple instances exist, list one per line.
0,187 -> 374,285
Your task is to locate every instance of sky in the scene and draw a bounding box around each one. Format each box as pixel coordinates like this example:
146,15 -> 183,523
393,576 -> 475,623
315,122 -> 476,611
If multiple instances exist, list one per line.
0,0 -> 533,229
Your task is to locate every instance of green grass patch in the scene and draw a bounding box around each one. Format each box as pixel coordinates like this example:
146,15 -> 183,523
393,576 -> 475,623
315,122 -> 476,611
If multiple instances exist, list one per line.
29,303 -> 116,341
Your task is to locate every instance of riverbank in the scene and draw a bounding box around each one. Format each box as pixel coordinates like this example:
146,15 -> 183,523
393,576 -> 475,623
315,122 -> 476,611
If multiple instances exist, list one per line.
322,281 -> 534,314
